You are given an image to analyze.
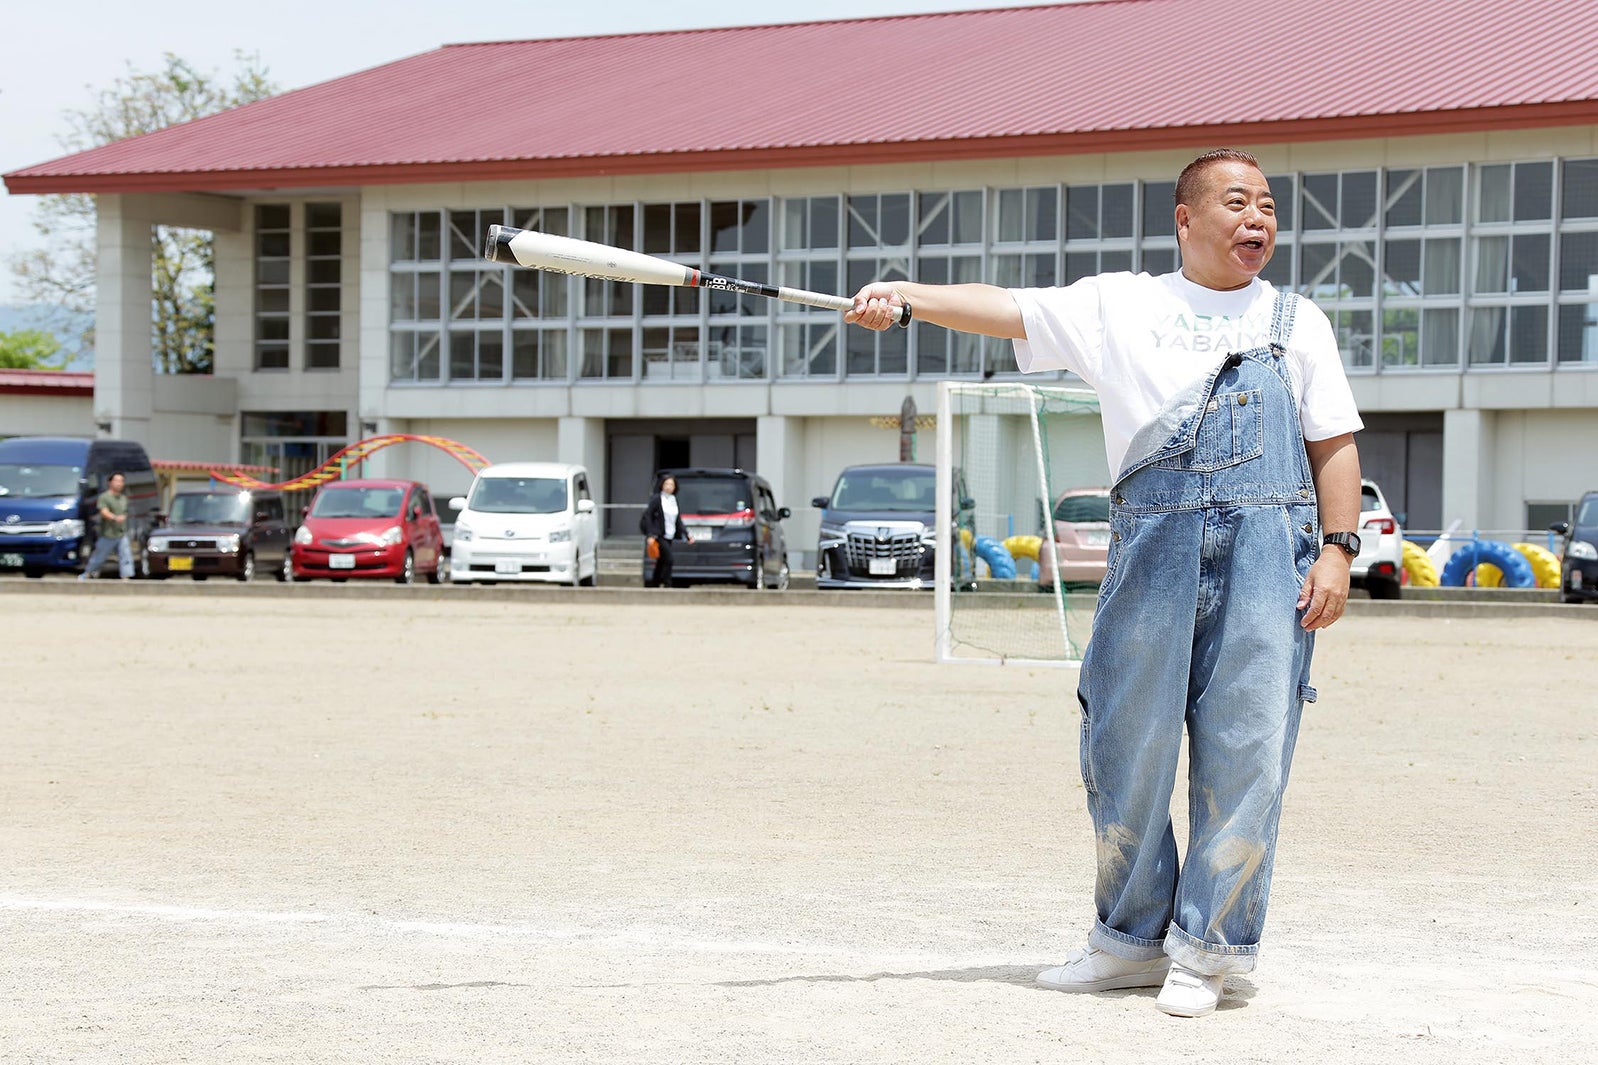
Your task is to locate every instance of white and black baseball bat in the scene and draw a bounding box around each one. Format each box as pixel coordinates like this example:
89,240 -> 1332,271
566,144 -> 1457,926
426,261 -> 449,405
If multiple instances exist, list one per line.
483,225 -> 911,326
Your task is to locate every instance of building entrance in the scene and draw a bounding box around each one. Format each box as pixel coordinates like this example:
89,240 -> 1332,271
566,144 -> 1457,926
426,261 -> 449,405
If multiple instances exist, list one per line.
604,419 -> 756,536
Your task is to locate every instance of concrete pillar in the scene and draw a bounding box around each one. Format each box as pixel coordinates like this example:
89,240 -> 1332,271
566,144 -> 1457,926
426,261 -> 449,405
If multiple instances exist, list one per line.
558,416 -> 607,508
1442,408 -> 1493,530
94,195 -> 155,443
757,414 -> 808,567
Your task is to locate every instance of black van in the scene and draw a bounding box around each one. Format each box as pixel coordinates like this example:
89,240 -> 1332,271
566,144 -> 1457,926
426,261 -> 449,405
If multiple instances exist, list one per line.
642,468 -> 791,589
0,436 -> 159,577
1552,490 -> 1598,604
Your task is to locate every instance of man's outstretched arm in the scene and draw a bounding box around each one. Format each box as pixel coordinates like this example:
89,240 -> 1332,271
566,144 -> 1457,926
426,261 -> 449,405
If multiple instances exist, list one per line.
847,281 -> 1025,338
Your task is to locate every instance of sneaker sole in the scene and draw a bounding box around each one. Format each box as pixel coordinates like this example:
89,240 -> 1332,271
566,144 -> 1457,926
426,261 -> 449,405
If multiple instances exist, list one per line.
1037,967 -> 1171,993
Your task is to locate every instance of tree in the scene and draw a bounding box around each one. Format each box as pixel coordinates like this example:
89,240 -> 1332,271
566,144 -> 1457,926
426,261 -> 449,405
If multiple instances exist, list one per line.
0,329 -> 66,370
11,52 -> 277,374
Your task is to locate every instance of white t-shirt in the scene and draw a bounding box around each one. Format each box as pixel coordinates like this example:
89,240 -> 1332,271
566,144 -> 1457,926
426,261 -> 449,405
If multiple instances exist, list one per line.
1011,271 -> 1363,477
661,492 -> 679,538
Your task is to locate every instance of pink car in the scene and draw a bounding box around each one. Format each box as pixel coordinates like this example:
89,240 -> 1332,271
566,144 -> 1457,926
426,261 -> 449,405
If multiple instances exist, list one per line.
1036,487 -> 1113,590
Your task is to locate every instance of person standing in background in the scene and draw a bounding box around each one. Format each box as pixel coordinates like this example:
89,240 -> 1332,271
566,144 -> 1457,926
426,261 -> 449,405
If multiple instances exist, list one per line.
79,471 -> 133,580
639,475 -> 692,588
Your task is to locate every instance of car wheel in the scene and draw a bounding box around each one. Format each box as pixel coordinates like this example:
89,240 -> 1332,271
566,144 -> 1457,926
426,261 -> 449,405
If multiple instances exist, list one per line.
1368,576 -> 1401,600
775,560 -> 790,592
23,567 -> 45,579
395,549 -> 415,585
238,552 -> 255,582
748,552 -> 764,590
277,555 -> 293,583
425,561 -> 442,585
579,549 -> 597,587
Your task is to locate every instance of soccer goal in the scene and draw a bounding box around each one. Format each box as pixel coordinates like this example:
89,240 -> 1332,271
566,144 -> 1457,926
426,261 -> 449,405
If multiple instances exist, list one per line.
935,380 -> 1104,666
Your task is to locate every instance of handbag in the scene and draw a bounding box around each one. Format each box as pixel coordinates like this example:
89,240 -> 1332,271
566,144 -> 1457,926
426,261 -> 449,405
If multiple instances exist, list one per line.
645,536 -> 660,560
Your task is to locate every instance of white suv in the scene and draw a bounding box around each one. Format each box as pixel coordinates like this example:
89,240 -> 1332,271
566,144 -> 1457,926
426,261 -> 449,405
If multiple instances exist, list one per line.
448,462 -> 599,586
1351,478 -> 1404,599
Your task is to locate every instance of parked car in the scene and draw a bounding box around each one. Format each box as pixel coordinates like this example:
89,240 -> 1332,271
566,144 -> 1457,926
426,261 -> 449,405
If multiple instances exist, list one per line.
812,463 -> 975,590
642,468 -> 790,589
1036,487 -> 1112,590
1352,478 -> 1404,599
449,462 -> 599,586
147,488 -> 292,581
0,435 -> 159,578
1551,490 -> 1598,604
291,479 -> 445,583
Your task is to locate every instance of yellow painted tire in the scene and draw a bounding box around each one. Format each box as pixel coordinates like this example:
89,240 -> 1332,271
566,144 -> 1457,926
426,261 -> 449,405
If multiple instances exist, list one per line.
1003,534 -> 1042,561
959,527 -> 973,551
1476,562 -> 1504,587
1512,542 -> 1562,589
1402,540 -> 1439,588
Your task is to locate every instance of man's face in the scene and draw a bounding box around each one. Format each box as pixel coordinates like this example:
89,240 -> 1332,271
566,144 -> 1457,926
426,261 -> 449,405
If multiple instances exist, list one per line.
1175,161 -> 1276,291
108,474 -> 125,493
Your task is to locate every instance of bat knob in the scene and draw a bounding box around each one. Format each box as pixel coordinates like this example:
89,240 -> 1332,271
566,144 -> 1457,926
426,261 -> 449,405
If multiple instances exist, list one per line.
483,224 -> 523,265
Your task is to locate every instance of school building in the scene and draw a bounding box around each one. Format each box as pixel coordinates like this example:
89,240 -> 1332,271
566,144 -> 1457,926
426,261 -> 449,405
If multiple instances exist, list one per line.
6,0 -> 1598,556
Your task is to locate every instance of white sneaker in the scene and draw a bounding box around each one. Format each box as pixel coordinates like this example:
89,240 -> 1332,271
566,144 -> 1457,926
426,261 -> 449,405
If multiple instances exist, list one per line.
1155,962 -> 1225,1017
1037,947 -> 1171,992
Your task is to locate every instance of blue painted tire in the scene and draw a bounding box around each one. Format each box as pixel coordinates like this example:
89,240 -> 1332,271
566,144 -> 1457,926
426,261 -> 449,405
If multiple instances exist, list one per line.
973,535 -> 1017,579
1439,539 -> 1536,588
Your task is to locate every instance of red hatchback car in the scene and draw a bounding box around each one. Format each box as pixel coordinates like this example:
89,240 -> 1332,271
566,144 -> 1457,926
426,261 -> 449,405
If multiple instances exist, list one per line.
291,479 -> 445,583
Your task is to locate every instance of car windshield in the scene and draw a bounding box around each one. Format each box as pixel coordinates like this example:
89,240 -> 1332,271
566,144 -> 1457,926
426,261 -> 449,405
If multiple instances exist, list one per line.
1054,494 -> 1110,523
829,470 -> 936,512
1360,485 -> 1384,512
0,463 -> 81,499
312,486 -> 403,518
168,492 -> 249,525
1578,497 -> 1598,526
672,477 -> 749,515
469,477 -> 567,514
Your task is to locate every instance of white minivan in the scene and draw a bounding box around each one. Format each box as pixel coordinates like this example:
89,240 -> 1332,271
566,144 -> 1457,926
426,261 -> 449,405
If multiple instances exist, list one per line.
449,462 -> 599,586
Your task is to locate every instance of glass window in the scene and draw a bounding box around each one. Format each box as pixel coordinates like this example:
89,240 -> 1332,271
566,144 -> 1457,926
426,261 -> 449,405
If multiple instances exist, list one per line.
579,326 -> 634,379
1560,231 -> 1598,291
1557,302 -> 1598,362
779,321 -> 838,378
1422,308 -> 1460,366
1514,161 -> 1553,222
996,186 -> 1058,244
847,193 -> 910,247
1562,159 -> 1598,219
305,201 -> 342,371
511,328 -> 568,381
1386,170 -> 1424,228
1478,164 -> 1512,223
1142,181 -> 1175,238
1425,168 -> 1464,225
1266,174 -> 1295,232
1066,182 -> 1134,241
1335,309 -> 1375,368
255,204 -> 291,372
1510,304 -> 1548,363
1381,307 -> 1419,367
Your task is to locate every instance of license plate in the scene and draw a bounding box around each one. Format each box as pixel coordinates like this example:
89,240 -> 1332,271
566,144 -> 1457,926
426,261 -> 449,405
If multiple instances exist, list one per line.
869,558 -> 898,575
169,556 -> 193,571
1082,529 -> 1111,547
0,553 -> 22,567
690,525 -> 716,541
495,560 -> 521,575
329,553 -> 356,570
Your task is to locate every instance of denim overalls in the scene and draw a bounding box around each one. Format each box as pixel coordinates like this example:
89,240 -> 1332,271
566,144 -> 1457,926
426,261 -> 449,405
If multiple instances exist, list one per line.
1078,291 -> 1319,976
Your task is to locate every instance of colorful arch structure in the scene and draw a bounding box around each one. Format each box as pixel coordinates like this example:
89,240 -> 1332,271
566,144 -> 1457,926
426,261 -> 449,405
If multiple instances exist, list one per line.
209,434 -> 491,493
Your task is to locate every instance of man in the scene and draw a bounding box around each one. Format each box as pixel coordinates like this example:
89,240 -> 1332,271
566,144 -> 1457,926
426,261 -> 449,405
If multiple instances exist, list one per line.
80,471 -> 135,580
847,149 -> 1363,1017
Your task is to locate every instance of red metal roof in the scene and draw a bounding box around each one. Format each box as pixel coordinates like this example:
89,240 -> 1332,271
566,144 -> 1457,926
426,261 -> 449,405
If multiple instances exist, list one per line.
0,369 -> 93,396
8,0 -> 1598,195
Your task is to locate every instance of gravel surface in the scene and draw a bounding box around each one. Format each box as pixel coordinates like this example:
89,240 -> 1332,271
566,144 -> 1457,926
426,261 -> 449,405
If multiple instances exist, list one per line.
3,594 -> 1595,1063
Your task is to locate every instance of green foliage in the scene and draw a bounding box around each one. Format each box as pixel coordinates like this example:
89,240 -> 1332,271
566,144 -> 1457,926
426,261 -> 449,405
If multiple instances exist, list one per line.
11,52 -> 277,374
0,329 -> 66,370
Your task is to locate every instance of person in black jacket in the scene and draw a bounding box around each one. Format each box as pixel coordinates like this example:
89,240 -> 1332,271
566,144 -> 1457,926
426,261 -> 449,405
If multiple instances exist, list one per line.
639,475 -> 692,587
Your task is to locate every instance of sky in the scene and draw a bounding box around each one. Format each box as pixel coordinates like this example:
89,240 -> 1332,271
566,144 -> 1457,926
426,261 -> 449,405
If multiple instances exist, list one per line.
0,0 -> 1071,309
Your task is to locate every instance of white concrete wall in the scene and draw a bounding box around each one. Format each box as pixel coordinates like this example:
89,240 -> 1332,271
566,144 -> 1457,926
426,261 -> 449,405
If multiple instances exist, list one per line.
0,395 -> 94,437
375,417 -> 562,502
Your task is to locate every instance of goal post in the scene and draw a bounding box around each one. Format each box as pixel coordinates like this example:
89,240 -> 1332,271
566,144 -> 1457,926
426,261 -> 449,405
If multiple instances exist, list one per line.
935,380 -> 1103,667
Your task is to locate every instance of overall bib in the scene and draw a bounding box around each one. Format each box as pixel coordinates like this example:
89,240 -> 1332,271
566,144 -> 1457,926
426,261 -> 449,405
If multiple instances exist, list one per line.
1078,291 -> 1319,976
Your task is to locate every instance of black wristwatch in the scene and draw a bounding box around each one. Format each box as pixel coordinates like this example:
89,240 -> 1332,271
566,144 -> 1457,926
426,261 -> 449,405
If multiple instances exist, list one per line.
1322,531 -> 1362,558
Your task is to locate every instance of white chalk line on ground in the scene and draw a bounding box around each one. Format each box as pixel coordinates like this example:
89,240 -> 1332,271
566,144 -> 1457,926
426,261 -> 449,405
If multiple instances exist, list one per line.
0,893 -> 1008,969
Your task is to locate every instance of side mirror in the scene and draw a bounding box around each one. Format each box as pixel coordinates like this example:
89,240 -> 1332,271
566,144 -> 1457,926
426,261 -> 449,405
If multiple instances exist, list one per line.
778,506 -> 791,520
449,496 -> 467,511
576,498 -> 596,514
1550,520 -> 1572,536
811,496 -> 830,509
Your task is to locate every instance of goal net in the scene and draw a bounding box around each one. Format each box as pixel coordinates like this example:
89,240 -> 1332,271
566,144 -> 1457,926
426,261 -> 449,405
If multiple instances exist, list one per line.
935,380 -> 1104,666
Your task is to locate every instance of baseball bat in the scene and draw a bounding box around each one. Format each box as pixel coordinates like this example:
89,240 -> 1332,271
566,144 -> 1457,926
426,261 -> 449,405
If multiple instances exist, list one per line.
482,225 -> 911,326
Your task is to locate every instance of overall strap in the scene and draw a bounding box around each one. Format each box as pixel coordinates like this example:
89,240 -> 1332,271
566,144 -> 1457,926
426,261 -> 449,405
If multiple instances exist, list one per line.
1268,290 -> 1299,352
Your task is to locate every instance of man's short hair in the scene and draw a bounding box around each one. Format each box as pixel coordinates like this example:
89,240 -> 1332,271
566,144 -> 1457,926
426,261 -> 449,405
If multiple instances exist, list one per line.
1174,149 -> 1263,208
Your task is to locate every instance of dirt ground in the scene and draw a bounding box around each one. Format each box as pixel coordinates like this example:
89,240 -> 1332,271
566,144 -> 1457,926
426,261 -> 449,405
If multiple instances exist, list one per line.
3,591 -> 1595,1063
